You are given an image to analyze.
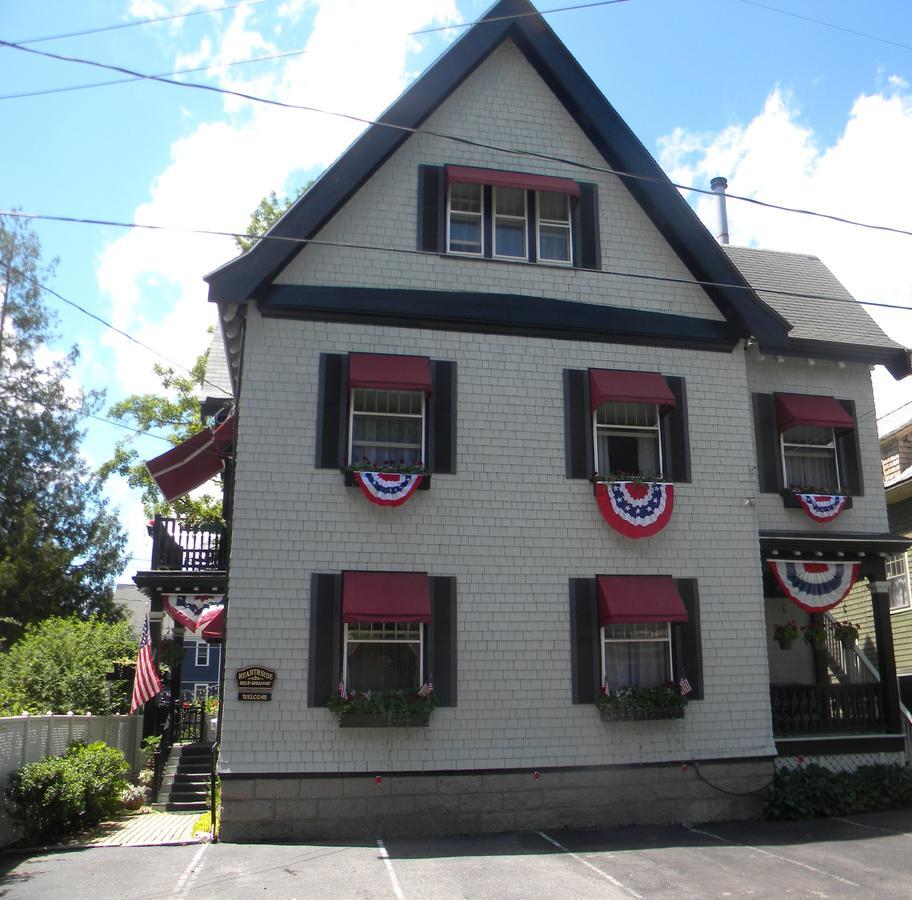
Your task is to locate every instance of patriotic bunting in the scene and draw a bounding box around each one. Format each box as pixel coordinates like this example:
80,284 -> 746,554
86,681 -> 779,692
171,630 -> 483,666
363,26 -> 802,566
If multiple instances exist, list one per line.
794,493 -> 847,523
594,481 -> 675,539
162,594 -> 224,634
130,616 -> 162,713
767,560 -> 861,613
354,471 -> 423,507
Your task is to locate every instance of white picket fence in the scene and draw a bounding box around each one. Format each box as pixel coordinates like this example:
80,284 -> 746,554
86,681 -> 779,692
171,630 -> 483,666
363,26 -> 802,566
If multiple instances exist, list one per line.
0,714 -> 144,847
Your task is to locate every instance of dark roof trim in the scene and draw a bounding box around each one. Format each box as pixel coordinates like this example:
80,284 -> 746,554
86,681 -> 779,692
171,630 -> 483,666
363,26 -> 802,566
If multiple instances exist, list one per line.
205,0 -> 790,345
133,571 -> 227,594
760,337 -> 912,379
258,285 -> 742,352
760,530 -> 912,555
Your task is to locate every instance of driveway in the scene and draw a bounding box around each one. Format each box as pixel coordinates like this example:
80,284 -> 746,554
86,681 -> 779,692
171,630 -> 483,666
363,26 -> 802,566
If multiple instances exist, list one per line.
3,809 -> 912,898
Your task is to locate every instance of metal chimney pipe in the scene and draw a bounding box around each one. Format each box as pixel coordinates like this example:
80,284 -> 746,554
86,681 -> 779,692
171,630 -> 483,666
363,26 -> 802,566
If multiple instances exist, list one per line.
710,176 -> 729,245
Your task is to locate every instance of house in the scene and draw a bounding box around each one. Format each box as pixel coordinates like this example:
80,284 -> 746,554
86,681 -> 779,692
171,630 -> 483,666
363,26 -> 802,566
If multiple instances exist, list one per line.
198,0 -> 911,840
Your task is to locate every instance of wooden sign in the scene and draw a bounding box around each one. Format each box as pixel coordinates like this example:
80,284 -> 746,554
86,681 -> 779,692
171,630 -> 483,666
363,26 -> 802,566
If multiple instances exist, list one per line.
235,666 -> 277,690
238,691 -> 272,702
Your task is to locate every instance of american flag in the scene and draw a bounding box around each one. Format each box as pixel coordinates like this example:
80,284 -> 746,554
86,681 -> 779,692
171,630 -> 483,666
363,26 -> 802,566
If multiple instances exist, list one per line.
679,676 -> 693,697
417,680 -> 433,697
338,679 -> 347,698
130,616 -> 162,713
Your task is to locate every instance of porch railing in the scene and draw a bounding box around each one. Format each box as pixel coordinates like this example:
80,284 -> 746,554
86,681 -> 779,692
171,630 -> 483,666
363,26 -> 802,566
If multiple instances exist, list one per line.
770,683 -> 887,736
822,612 -> 879,684
149,515 -> 227,572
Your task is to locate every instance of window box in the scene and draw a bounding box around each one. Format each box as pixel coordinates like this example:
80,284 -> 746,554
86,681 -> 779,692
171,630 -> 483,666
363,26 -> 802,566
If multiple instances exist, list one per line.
328,689 -> 436,727
338,711 -> 431,728
779,489 -> 852,511
596,685 -> 687,721
343,468 -> 431,490
599,704 -> 685,722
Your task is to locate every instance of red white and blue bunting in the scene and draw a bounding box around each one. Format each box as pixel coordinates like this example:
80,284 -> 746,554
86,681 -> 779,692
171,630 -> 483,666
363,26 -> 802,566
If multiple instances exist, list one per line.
594,481 -> 675,539
162,594 -> 225,633
354,471 -> 424,507
767,560 -> 860,613
794,493 -> 847,523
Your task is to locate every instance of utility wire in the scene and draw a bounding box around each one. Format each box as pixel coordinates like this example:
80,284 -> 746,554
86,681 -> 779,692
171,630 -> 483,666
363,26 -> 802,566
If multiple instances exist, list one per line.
2,37 -> 911,241
3,208 -> 912,317
12,0 -> 272,46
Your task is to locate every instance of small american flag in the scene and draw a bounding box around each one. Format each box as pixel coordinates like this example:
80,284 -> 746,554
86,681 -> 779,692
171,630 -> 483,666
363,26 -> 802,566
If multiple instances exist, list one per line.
338,678 -> 347,698
417,680 -> 433,697
679,676 -> 693,697
601,679 -> 610,696
130,616 -> 162,713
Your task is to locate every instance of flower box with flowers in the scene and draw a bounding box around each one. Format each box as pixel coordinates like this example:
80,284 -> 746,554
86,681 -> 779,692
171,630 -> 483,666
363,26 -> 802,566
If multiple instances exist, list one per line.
595,684 -> 687,722
328,686 -> 435,728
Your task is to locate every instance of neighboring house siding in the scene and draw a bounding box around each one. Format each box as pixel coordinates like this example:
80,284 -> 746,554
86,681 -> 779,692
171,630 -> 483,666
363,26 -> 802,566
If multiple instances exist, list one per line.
746,353 -> 887,533
219,309 -> 776,775
275,40 -> 725,325
888,495 -> 912,675
181,640 -> 221,696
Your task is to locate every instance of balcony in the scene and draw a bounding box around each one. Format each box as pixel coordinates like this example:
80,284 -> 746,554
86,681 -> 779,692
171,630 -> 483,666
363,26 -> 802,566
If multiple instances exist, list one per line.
149,516 -> 227,572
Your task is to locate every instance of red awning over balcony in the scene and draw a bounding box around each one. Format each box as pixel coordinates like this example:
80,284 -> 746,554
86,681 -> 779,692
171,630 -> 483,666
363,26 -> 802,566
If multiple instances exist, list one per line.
597,576 -> 688,625
776,393 -> 855,433
201,607 -> 225,643
342,571 -> 431,624
445,165 -> 581,197
589,369 -> 676,411
348,353 -> 432,393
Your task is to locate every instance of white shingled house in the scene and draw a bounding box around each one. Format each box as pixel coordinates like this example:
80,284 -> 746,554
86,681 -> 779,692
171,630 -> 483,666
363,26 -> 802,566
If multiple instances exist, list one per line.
193,0 -> 912,839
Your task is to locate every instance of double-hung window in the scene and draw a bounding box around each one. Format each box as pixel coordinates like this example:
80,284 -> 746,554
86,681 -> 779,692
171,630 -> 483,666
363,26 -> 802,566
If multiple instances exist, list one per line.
493,187 -> 527,259
537,190 -> 572,263
344,621 -> 423,693
447,183 -> 483,255
195,641 -> 209,667
349,389 -> 425,468
601,622 -> 672,693
887,553 -> 911,612
589,369 -> 676,478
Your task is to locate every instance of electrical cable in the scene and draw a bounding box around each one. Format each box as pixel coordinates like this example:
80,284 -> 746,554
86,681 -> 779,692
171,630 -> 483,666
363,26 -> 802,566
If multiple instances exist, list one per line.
692,761 -> 774,797
2,36 -> 911,241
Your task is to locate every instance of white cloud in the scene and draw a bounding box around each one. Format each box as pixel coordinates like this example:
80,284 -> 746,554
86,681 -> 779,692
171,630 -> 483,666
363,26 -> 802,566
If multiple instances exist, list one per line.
659,82 -> 912,433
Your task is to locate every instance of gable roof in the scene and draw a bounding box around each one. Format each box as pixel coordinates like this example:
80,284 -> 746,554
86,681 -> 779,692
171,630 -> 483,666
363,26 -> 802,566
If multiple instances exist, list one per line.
205,0 -> 791,347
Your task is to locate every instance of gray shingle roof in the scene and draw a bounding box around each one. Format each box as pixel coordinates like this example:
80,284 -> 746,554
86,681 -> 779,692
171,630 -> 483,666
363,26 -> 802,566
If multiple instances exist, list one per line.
722,245 -> 903,350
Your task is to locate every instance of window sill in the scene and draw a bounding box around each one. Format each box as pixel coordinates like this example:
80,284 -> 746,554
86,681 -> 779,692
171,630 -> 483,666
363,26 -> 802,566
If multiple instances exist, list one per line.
437,252 -> 579,273
780,490 -> 853,511
338,711 -> 430,728
344,470 -> 431,490
598,705 -> 685,722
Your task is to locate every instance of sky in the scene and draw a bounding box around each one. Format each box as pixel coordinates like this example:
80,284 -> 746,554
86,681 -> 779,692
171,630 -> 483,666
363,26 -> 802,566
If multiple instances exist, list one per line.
1,0 -> 911,573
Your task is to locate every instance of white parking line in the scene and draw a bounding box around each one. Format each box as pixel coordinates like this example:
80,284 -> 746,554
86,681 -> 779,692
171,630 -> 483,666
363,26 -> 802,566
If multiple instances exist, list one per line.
835,816 -> 911,836
684,823 -> 861,888
173,843 -> 208,896
376,838 -> 405,900
536,831 -> 644,898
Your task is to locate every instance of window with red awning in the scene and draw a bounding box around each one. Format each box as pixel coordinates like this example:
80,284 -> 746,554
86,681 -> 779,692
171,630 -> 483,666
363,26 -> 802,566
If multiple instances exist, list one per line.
775,393 -> 855,433
596,576 -> 689,624
341,571 -> 431,623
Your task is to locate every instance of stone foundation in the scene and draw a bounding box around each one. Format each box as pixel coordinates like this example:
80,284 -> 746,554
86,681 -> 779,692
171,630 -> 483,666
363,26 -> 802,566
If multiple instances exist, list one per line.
219,758 -> 772,842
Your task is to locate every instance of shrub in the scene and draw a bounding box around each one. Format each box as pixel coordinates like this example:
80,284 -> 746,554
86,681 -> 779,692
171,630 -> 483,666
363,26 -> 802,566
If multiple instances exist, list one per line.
5,741 -> 130,845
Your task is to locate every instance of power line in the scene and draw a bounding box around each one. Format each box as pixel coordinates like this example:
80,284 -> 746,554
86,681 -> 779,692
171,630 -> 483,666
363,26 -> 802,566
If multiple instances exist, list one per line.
13,0 -> 272,46
2,35 -> 910,242
3,207 -> 912,317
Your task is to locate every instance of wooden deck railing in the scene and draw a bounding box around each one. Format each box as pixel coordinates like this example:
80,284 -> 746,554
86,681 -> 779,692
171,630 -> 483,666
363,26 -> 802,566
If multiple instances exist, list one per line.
770,683 -> 887,736
149,516 -> 227,572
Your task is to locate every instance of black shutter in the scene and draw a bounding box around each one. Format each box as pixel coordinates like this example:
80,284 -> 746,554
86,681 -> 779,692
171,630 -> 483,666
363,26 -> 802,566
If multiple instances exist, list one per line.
315,353 -> 348,469
836,399 -> 864,496
662,376 -> 691,483
429,577 -> 457,707
569,578 -> 599,704
575,182 -> 601,271
563,368 -> 593,479
752,392 -> 782,493
428,360 -> 457,474
673,578 -> 703,701
417,165 -> 444,253
308,573 -> 341,707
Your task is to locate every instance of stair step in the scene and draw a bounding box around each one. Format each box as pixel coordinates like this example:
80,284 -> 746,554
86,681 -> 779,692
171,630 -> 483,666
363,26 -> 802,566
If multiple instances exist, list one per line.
152,801 -> 209,812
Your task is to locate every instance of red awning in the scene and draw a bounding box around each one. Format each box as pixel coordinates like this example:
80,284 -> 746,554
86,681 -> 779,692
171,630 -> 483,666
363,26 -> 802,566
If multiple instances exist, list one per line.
201,607 -> 225,643
342,571 -> 431,624
145,412 -> 234,503
597,576 -> 689,625
776,393 -> 855,433
349,353 -> 432,393
445,165 -> 581,198
589,369 -> 676,411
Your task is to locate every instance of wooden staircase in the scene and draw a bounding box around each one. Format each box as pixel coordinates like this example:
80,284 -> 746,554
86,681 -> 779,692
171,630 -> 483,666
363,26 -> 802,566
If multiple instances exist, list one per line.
153,742 -> 214,812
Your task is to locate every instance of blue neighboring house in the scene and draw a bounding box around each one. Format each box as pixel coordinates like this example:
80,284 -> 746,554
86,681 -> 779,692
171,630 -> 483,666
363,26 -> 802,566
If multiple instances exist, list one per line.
180,637 -> 221,702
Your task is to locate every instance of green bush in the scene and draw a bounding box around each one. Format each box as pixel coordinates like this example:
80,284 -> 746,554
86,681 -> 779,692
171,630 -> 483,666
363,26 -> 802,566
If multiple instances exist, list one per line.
5,741 -> 129,845
765,763 -> 912,821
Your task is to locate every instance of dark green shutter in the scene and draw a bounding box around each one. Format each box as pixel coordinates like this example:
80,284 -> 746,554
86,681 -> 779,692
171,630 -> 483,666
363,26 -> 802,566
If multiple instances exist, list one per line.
836,399 -> 864,496
673,578 -> 703,701
315,353 -> 348,469
429,577 -> 457,707
308,573 -> 341,707
662,376 -> 691,483
752,393 -> 782,493
576,182 -> 601,270
569,578 -> 599,704
563,369 -> 593,479
417,165 -> 444,253
428,360 -> 457,474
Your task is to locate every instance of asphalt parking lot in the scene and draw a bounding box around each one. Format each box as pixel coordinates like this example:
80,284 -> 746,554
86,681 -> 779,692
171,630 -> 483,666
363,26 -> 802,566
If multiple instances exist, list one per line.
4,809 -> 912,898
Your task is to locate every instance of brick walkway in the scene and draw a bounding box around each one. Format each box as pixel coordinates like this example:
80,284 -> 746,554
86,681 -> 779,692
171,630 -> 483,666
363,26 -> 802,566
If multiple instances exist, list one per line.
79,811 -> 204,847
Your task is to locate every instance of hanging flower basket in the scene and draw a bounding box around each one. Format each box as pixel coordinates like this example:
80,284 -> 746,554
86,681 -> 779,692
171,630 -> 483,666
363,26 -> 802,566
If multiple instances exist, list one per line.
593,478 -> 674,538
773,620 -> 799,650
832,621 -> 860,648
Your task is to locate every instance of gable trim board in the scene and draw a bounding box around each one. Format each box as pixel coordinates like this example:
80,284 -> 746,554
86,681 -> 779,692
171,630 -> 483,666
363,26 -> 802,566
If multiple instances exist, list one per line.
205,0 -> 790,347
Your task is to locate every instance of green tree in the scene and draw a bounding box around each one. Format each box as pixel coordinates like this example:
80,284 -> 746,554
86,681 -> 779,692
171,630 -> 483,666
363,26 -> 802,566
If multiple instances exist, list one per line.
0,616 -> 137,715
0,214 -> 128,645
233,184 -> 311,253
100,350 -> 223,523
